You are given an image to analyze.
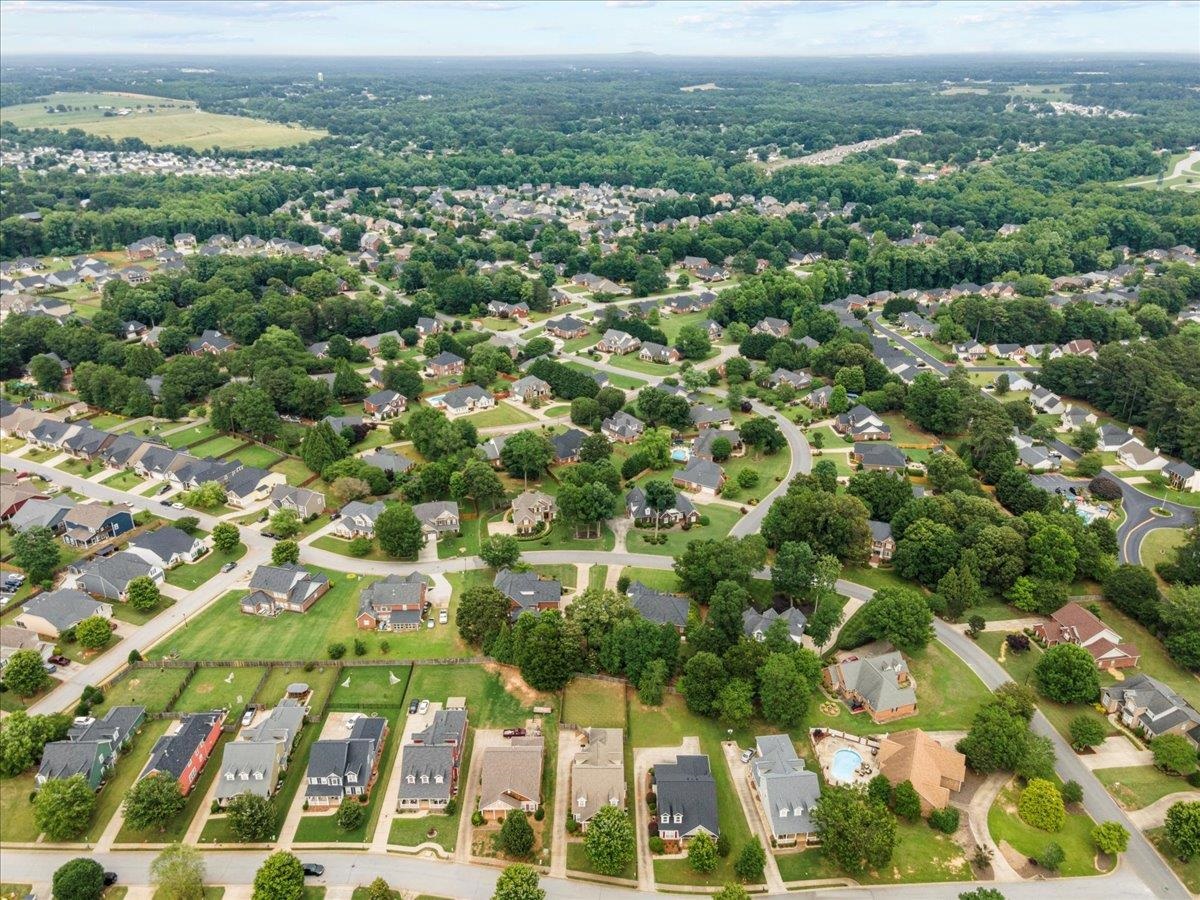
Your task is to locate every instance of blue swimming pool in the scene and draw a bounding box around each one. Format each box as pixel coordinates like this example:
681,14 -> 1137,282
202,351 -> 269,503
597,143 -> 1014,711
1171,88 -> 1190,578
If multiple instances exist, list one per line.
670,448 -> 690,462
830,747 -> 863,782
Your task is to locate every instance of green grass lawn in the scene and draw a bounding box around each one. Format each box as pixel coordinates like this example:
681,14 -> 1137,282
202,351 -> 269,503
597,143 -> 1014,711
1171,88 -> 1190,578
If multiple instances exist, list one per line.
117,732 -> 233,844
1,886 -> 32,900
609,354 -> 680,378
163,423 -> 217,449
587,565 -> 607,591
404,664 -> 538,727
173,666 -> 265,715
437,515 -> 485,560
55,457 -> 100,477
0,771 -> 40,842
1141,528 -> 1190,582
563,361 -> 646,390
87,414 -> 128,430
101,470 -> 146,491
543,405 -> 571,418
879,414 -> 938,448
22,446 -> 61,463
464,404 -> 536,428
257,664 -> 339,711
229,444 -> 284,468
718,449 -> 792,503
1094,765 -> 1192,811
164,544 -> 247,591
271,457 -> 315,487
1133,485 -> 1200,509
189,435 -> 245,458
567,839 -> 636,880
1083,599 -> 1199,710
774,818 -> 972,884
111,596 -> 175,627
1148,826 -> 1200,893
842,564 -> 915,594
311,534 -> 407,563
627,504 -> 741,557
563,678 -> 627,729
85,718 -> 173,841
95,667 -> 193,715
525,519 -> 616,553
987,781 -> 1100,877
389,729 -> 474,851
328,665 -> 412,711
620,566 -> 680,593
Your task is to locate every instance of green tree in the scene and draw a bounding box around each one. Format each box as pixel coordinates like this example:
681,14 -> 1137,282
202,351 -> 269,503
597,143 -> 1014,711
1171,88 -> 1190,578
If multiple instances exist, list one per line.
637,658 -> 668,706
252,851 -> 304,900
1091,821 -> 1130,856
957,704 -> 1030,774
674,537 -> 767,603
337,797 -> 366,831
1152,733 -> 1197,775
35,774 -> 95,841
714,885 -> 750,900
30,354 -> 66,391
75,615 -> 113,651
688,832 -> 718,873
480,535 -> 522,569
52,857 -> 105,900
1018,779 -> 1065,832
681,651 -> 727,716
456,585 -> 512,648
271,540 -> 300,566
1034,643 -> 1100,704
584,805 -> 636,876
12,525 -> 61,583
491,864 -> 544,900
227,791 -> 274,842
450,459 -> 507,513
498,810 -> 535,858
733,838 -> 766,882
126,575 -> 161,612
717,678 -> 755,729
1165,800 -> 1200,861
858,587 -> 933,652
811,784 -> 897,876
891,780 -> 922,822
1037,841 -> 1065,872
300,420 -> 349,475
757,652 -> 813,728
501,431 -> 553,487
212,522 -> 241,554
375,504 -> 424,559
123,771 -> 186,832
3,648 -> 51,697
150,843 -> 206,900
1027,525 -> 1079,583
1068,714 -> 1107,751
676,324 -> 712,360
269,508 -> 302,540
362,878 -> 392,900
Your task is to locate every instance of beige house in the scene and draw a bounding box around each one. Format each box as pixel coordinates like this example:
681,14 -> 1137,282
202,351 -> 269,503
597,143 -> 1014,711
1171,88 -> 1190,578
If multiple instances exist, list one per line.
876,729 -> 966,814
478,735 -> 544,821
511,490 -> 557,535
570,727 -> 625,830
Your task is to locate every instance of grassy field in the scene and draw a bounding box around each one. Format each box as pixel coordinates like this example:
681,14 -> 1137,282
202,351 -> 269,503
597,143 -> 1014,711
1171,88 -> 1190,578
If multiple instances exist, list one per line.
229,445 -> 284,468
608,354 -> 680,378
463,404 -> 536,428
774,818 -> 972,884
987,781 -> 1100,877
0,772 -> 40,842
404,664 -> 537,728
1148,827 -> 1200,893
327,665 -> 411,711
257,664 -> 340,711
562,678 -> 627,729
163,544 -> 246,590
95,667 -> 193,715
163,423 -> 217,449
111,596 -> 176,627
173,666 -> 265,715
271,457 -> 315,487
563,362 -> 645,390
101,470 -> 146,491
190,435 -> 245,458
1140,528 -> 1189,581
620,566 -> 681,593
1094,765 -> 1192,810
718,448 -> 792,502
1,92 -> 326,150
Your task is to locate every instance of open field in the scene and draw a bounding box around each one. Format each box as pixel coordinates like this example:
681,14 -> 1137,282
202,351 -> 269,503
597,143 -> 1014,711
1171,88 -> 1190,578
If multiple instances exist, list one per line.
173,666 -> 265,715
229,444 -> 284,468
327,665 -> 411,711
1140,528 -> 1189,581
562,678 -> 626,729
95,667 -> 193,715
404,664 -> 537,728
163,423 -> 217,449
1,92 -> 326,150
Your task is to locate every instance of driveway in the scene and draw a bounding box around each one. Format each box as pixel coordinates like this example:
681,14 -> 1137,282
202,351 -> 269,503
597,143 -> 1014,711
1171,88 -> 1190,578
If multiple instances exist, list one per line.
720,741 -> 785,892
631,737 -> 700,892
1081,736 -> 1153,770
455,728 -> 507,862
373,701 -> 443,852
549,724 -> 575,877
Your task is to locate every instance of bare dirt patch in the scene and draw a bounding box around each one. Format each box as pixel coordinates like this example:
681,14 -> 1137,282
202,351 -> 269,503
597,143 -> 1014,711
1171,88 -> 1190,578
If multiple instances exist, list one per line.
482,661 -> 541,707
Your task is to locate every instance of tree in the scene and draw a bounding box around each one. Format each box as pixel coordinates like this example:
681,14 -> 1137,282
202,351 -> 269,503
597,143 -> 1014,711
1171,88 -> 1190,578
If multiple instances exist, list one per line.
182,481 -> 227,510
688,832 -> 718,873
1068,714 -> 1107,751
227,791 -> 274,842
269,508 -> 302,540
584,805 -> 636,876
300,420 -> 348,475
714,885 -> 750,900
212,522 -> 241,554
52,858 -> 105,900
857,587 -> 933,652
1027,525 -> 1078,583
362,878 -> 392,900
3,648 -> 50,697
957,704 -> 1030,774
456,585 -> 511,647
123,771 -> 186,832
580,433 -> 612,463
376,504 -> 424,559
637,658 -> 668,705
451,459 -> 506,513
151,843 -> 206,900
252,851 -> 304,900
75,615 -> 113,651
1034,644 -> 1100,704
892,518 -> 960,588
0,710 -> 68,776
1018,778 -> 1065,832
717,678 -> 755,729
758,652 -> 813,728
1165,800 -> 1200,861
847,471 -> 912,523
1152,733 -> 1198,775
771,541 -> 816,599
811,784 -> 898,876
707,581 -> 750,649
337,797 -> 366,831
30,354 -> 65,391
644,479 -> 676,535
674,537 -> 767,603
681,651 -> 727,716
1092,821 -> 1129,857
330,476 -> 371,506
891,780 -> 922,822
733,839 -> 766,882
501,431 -> 553,487
35,774 -> 95,841
958,891 -> 1006,900
1102,564 -> 1161,626
1073,421 -> 1099,452
492,864 -> 544,900
12,525 -> 61,583
739,416 -> 785,455
271,540 -> 300,566
498,810 -> 535,858
1037,841 -> 1065,872
127,575 -> 161,612
480,535 -> 522,569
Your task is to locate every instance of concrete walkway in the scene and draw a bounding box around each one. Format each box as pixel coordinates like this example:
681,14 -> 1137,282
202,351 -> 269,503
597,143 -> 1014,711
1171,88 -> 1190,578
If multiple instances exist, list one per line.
1129,791 -> 1200,829
1081,736 -> 1153,770
962,772 -> 1021,883
720,740 -> 785,893
631,737 -> 700,893
549,724 -> 573,878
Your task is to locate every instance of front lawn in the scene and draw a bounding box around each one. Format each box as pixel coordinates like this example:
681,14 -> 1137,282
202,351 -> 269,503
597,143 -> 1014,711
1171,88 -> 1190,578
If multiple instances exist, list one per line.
774,818 -> 972,884
608,354 -> 679,377
567,839 -> 636,880
0,772 -> 40,842
1094,765 -> 1192,810
464,404 -> 536,428
987,781 -> 1101,877
437,515 -> 485,560
101,470 -> 146,491
563,678 -> 627,729
718,449 -> 792,503
879,414 -> 938,448
164,544 -> 247,591
1140,528 -> 1189,582
117,732 -> 233,844
110,596 -> 175,627
619,566 -> 680,593
628,504 -> 741,557
85,718 -> 173,841
1148,827 -> 1200,894
563,361 -> 645,390
543,405 -> 571,418
55,457 -> 99,477
388,725 -> 472,852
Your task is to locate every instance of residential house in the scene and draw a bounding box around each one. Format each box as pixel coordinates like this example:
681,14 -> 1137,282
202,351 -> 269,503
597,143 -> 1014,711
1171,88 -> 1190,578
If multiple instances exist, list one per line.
834,405 -> 891,441
125,526 -> 205,569
37,706 -> 145,789
304,716 -> 388,809
626,486 -> 698,528
268,485 -> 326,520
398,708 -> 469,810
1060,406 -> 1097,432
876,729 -> 966,814
689,404 -> 732,429
478,735 -> 544,820
1030,387 -> 1067,416
511,490 -> 557,535
412,501 -> 461,544
547,316 -> 590,340
868,520 -> 895,564
187,330 -> 235,355
333,500 -> 387,538
752,317 -> 790,338
1164,460 -> 1200,493
743,605 -> 806,643
601,411 -> 645,443
223,468 -> 286,509
0,625 -> 53,668
16,589 -> 112,638
748,735 -> 820,845
239,564 -> 331,616
551,428 -> 587,464
952,341 -> 986,361
363,389 -> 407,421
415,317 -> 441,338
74,551 -> 163,601
1117,440 -> 1168,473
767,369 -> 812,391
596,329 -> 641,355
639,342 -> 681,365
427,351 -> 466,377
853,443 -> 907,472
998,373 -> 1035,393
673,458 -> 726,496
140,711 -> 224,796
627,581 -> 690,632
357,573 -> 428,631
510,375 -> 551,404
570,728 -> 626,829
9,496 -> 76,534
430,385 -> 494,416
691,428 -> 743,461
823,650 -> 917,723
0,483 -> 49,521
1017,445 -> 1060,473
494,568 -> 562,619
1101,674 -> 1200,749
59,502 -> 135,548
214,701 -> 307,804
654,755 -> 719,843
1034,602 -> 1140,670
362,448 -> 414,479
1097,424 -> 1136,452
807,385 -> 835,410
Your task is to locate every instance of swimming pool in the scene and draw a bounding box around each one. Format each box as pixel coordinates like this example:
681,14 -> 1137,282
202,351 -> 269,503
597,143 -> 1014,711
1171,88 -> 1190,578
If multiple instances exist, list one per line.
670,448 -> 690,462
830,747 -> 863,782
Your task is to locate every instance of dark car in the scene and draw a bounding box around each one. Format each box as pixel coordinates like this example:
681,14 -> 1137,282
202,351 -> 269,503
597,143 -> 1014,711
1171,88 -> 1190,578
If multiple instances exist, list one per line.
160,499 -> 172,507
103,873 -> 118,887
502,728 -> 526,739
301,864 -> 325,878
408,698 -> 420,715
47,655 -> 70,667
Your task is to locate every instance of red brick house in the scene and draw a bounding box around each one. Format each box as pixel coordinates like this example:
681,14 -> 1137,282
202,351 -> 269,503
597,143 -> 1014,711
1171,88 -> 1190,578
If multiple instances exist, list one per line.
1034,602 -> 1140,670
139,711 -> 224,795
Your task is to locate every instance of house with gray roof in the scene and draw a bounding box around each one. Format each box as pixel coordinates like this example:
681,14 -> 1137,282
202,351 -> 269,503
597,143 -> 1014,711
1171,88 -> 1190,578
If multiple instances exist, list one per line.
494,568 -> 562,619
215,701 -> 306,804
223,467 -> 286,508
551,428 -> 587,463
1165,460 -> 1200,493
654,755 -> 719,843
305,715 -> 388,808
60,502 -> 135,547
412,501 -> 461,544
691,428 -> 743,461
74,551 -> 162,601
140,711 -> 224,795
362,449 -> 414,478
749,735 -> 820,844
9,496 -> 76,533
240,564 -> 330,616
510,375 -> 551,403
689,404 -> 732,429
357,573 -> 427,631
570,727 -> 625,829
431,384 -> 494,416
601,411 -> 644,443
625,486 -> 698,527
1097,423 -> 1135,452
823,650 -> 917,724
38,706 -> 145,789
333,500 -> 387,538
768,368 -> 812,391
398,708 -> 469,810
743,605 -> 806,643
627,581 -> 690,632
364,389 -> 407,420
853,443 -> 908,472
479,735 -> 544,820
672,458 -> 726,496
1102,674 -> 1200,748
16,589 -> 112,638
268,484 -> 326,520
126,526 -> 205,569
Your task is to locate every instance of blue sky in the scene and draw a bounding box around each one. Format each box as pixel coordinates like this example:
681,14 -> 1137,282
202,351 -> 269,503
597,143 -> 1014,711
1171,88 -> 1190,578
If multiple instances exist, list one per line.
1,0 -> 1197,57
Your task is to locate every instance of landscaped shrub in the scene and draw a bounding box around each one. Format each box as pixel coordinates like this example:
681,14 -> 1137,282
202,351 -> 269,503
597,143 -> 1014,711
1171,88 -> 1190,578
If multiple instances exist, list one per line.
1037,841 -> 1065,871
327,642 -> 347,659
1061,780 -> 1083,805
929,807 -> 960,834
649,836 -> 665,854
1018,779 -> 1066,833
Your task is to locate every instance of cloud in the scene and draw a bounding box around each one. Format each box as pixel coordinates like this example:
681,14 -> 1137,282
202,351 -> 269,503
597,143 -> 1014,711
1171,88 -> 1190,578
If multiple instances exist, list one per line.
606,0 -> 656,6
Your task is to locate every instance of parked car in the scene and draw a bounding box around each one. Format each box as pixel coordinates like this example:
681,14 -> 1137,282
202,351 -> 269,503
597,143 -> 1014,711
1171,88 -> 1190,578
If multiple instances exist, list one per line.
329,512 -> 341,520
241,707 -> 256,727
160,499 -> 173,507
47,655 -> 70,666
301,864 -> 324,878
220,562 -> 236,573
408,698 -> 420,715
171,502 -> 185,510
502,728 -> 526,739
438,609 -> 448,625
417,699 -> 429,715
102,873 -> 118,887
158,484 -> 172,495
43,663 -> 57,674
740,748 -> 755,764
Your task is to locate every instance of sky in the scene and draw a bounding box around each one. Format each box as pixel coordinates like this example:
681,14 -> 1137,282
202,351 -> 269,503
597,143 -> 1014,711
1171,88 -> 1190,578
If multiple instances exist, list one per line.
1,0 -> 1198,58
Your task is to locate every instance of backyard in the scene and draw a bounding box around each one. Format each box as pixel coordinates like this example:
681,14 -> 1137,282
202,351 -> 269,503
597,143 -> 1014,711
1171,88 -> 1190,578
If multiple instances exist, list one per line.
562,678 -> 627,729
173,665 -> 266,715
404,663 -> 539,728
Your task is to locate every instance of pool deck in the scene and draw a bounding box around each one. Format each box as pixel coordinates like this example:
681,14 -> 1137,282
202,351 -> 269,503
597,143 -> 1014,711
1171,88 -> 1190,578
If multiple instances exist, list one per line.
809,728 -> 881,787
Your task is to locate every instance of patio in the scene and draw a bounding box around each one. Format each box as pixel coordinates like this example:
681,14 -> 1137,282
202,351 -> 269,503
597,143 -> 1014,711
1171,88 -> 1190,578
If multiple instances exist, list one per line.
809,728 -> 880,787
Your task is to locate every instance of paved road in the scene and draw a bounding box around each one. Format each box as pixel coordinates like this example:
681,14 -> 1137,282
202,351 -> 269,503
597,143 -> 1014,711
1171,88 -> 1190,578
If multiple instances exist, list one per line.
868,313 -> 1042,375
1123,149 -> 1200,187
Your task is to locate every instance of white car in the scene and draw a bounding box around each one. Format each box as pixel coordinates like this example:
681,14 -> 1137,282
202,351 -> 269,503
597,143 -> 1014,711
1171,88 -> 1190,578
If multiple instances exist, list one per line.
417,699 -> 429,715
171,502 -> 185,510
438,608 -> 448,625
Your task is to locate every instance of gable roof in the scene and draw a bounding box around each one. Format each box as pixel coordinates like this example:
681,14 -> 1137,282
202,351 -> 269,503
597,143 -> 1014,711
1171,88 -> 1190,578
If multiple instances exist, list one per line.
876,729 -> 966,811
655,755 -> 719,837
628,581 -> 690,629
751,735 -> 819,838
